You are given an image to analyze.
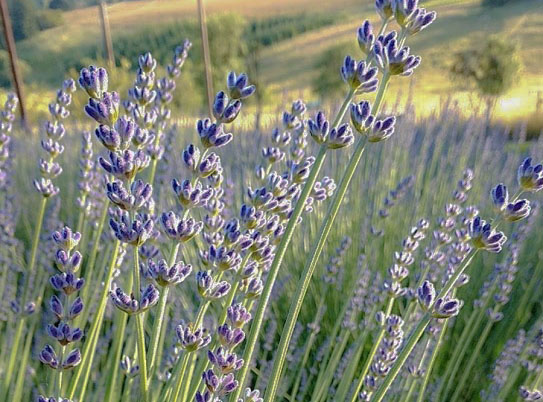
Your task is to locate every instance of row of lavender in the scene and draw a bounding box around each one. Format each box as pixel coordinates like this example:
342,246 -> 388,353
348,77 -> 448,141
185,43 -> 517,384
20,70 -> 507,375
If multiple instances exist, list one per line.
0,0 -> 542,401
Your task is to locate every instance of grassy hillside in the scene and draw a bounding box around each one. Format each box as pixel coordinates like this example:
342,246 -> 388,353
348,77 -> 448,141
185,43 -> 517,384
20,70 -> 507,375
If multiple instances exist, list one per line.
7,0 -> 543,122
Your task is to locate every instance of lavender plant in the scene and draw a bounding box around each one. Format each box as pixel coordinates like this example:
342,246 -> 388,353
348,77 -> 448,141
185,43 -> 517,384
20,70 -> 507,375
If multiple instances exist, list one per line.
1,2 -> 542,401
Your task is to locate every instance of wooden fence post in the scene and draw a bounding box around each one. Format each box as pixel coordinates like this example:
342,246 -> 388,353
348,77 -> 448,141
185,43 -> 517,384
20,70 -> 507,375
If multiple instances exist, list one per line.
0,0 -> 27,127
99,1 -> 115,69
197,0 -> 214,118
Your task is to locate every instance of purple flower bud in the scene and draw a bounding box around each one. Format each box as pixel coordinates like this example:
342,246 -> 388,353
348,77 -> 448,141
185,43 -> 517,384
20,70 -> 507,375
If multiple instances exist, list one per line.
350,101 -> 372,133
110,283 -> 159,315
109,211 -> 154,246
357,20 -> 375,55
52,227 -> 81,252
469,216 -> 507,253
197,119 -> 233,149
328,124 -> 354,149
146,259 -> 192,287
227,303 -> 252,328
406,7 -> 436,35
50,295 -> 64,318
432,297 -> 462,318
417,280 -> 435,310
504,199 -> 531,222
62,348 -> 82,369
99,150 -> 150,181
226,72 -> 255,100
176,324 -> 211,351
107,179 -> 153,211
84,92 -> 120,126
491,183 -> 508,212
139,52 -> 157,73
39,344 -> 59,369
172,178 -> 213,208
341,57 -> 379,92
368,116 -> 396,142
517,157 -> 543,192
291,100 -> 306,116
69,297 -> 84,319
161,211 -> 203,243
79,66 -> 108,98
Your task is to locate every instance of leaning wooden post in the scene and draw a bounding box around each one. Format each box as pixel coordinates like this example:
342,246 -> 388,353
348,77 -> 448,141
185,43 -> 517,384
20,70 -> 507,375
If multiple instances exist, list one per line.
197,0 -> 214,118
0,0 -> 27,127
99,1 -> 115,69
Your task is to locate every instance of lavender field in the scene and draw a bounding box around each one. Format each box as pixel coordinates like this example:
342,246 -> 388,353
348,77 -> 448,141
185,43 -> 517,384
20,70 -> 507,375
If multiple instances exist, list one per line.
0,0 -> 542,401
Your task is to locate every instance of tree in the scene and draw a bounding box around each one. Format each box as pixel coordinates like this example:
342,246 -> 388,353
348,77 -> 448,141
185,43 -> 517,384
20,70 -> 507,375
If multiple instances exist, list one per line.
312,43 -> 355,100
9,0 -> 39,41
450,37 -> 521,98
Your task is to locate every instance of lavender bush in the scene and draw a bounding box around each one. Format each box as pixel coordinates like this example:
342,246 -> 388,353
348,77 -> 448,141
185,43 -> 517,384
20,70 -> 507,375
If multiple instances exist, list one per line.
0,1 -> 542,401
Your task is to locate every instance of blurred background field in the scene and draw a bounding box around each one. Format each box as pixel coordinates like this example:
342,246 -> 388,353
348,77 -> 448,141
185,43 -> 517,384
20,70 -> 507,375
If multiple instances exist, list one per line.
1,0 -> 542,134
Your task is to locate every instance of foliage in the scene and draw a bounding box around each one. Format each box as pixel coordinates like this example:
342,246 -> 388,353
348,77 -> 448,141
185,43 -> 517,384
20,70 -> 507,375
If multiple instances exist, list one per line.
246,13 -> 340,47
312,43 -> 355,99
0,50 -> 30,88
8,0 -> 39,41
450,36 -> 521,98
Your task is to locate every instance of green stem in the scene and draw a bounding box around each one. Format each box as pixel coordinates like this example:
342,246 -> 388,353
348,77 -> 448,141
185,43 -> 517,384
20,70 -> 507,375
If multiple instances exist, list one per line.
11,319 -> 36,402
404,379 -> 417,402
350,298 -> 394,402
0,318 -> 24,399
437,306 -> 485,399
231,86 -> 356,402
57,346 -> 66,398
450,314 -> 496,402
22,196 -> 47,304
265,73 -> 391,402
171,352 -> 191,402
147,243 -> 179,376
416,321 -> 448,402
133,248 -> 149,401
371,251 -> 478,402
68,241 -> 121,399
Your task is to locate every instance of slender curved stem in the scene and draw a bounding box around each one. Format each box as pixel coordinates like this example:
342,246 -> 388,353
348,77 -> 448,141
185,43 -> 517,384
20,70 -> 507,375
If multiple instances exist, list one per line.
22,196 -> 47,304
350,298 -> 394,402
68,241 -> 121,399
450,309 -> 497,402
416,321 -> 448,402
266,72 -> 391,401
132,247 -> 149,401
231,85 -> 356,402
147,243 -> 179,376
371,251 -> 478,402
